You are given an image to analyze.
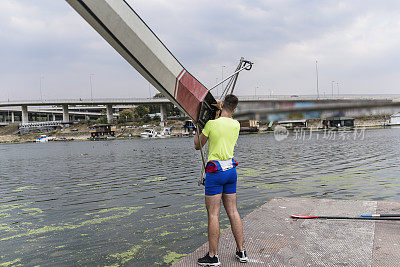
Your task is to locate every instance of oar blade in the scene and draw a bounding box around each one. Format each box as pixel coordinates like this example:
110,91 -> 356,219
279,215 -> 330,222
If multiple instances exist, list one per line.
291,214 -> 318,219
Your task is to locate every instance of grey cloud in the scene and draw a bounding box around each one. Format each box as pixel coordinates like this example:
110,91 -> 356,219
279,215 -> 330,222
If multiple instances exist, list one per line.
2,0 -> 400,100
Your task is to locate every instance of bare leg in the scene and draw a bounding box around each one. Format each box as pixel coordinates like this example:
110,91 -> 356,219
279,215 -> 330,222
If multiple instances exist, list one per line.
222,193 -> 244,251
205,194 -> 222,256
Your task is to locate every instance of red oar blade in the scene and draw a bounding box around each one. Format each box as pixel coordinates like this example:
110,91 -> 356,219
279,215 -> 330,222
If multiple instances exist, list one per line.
291,214 -> 318,219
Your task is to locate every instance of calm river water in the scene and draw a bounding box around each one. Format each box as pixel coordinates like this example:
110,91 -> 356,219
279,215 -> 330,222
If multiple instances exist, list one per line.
1,128 -> 400,266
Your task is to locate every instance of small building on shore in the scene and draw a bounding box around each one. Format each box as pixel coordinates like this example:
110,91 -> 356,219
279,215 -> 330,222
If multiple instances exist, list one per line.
277,119 -> 307,130
390,112 -> 400,125
239,120 -> 259,133
89,124 -> 116,140
322,117 -> 355,128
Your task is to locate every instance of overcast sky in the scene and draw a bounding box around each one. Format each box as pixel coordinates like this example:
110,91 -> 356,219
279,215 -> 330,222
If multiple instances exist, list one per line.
1,0 -> 400,101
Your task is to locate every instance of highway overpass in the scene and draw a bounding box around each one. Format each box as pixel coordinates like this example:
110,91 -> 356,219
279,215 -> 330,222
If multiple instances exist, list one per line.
0,95 -> 399,124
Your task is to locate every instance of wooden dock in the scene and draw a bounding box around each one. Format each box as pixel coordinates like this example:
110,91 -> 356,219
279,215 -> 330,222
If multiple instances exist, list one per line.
174,197 -> 400,266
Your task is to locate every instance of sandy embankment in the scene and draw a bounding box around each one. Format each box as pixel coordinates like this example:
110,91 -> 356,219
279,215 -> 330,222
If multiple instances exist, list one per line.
0,120 -> 186,144
0,116 -> 391,144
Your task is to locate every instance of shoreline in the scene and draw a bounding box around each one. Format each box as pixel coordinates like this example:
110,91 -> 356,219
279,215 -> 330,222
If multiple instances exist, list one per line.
0,125 -> 395,145
0,114 -> 394,145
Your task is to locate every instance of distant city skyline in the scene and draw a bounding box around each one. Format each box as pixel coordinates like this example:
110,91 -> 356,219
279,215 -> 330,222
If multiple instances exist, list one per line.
1,0 -> 400,101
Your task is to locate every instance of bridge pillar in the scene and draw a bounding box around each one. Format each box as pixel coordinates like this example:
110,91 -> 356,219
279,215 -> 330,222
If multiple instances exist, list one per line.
52,114 -> 56,121
106,104 -> 113,123
160,104 -> 167,121
11,112 -> 15,123
62,104 -> 70,123
21,105 -> 28,124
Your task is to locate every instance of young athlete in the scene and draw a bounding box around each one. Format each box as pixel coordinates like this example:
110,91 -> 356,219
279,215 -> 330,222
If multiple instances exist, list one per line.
194,94 -> 248,266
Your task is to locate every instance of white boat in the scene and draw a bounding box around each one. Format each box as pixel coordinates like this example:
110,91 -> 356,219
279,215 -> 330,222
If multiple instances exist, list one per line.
140,129 -> 156,138
36,135 -> 49,143
390,112 -> 400,126
156,127 -> 171,138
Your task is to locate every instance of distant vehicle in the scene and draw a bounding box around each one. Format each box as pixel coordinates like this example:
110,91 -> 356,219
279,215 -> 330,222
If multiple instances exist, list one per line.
290,95 -> 299,97
140,129 -> 156,138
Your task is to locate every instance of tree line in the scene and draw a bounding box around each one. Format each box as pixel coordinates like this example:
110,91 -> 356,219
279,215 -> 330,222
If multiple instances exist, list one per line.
97,93 -> 181,124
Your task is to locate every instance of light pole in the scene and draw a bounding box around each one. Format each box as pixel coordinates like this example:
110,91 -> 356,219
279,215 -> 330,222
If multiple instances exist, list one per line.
89,74 -> 95,100
39,75 -> 44,101
148,82 -> 151,99
331,81 -> 335,97
221,65 -> 226,97
215,77 -> 219,98
315,60 -> 319,98
336,82 -> 340,97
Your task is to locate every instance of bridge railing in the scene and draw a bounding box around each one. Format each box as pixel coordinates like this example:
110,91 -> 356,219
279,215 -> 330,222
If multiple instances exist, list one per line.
0,97 -> 168,104
19,121 -> 65,128
1,95 -> 400,107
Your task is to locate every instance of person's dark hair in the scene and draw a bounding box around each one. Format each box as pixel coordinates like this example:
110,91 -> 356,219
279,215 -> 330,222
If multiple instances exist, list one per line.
223,94 -> 238,112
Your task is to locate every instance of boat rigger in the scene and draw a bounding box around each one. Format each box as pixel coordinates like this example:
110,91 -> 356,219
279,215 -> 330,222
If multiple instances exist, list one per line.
66,0 -> 252,128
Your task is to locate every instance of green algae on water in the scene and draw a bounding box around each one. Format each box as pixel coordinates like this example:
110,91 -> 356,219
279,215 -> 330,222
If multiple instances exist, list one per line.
0,258 -> 21,267
0,224 -> 16,233
21,208 -> 43,215
181,226 -> 196,231
1,206 -> 143,241
0,202 -> 34,212
143,176 -> 167,182
163,251 -> 186,265
108,245 -> 142,265
182,204 -> 197,209
158,231 -> 175,237
13,186 -> 37,192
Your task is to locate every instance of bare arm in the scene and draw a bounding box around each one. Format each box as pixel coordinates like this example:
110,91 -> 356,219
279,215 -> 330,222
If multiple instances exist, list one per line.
194,132 -> 208,150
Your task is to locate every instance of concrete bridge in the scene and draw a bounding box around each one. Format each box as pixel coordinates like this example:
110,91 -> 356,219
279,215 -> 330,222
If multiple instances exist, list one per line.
0,95 -> 399,124
0,98 -> 170,124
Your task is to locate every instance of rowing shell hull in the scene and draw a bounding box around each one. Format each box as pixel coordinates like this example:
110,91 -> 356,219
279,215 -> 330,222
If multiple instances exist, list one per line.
66,0 -> 217,126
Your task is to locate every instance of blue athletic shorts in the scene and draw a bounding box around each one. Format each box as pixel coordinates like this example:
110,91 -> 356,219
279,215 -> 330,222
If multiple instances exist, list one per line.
205,167 -> 237,196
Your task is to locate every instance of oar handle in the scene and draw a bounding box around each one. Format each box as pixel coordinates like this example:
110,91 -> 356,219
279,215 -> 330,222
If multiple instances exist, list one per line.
291,214 -> 400,220
361,214 -> 400,217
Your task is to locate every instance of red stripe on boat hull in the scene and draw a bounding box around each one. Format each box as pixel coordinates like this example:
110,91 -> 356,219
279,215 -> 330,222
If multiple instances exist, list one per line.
176,71 -> 208,122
